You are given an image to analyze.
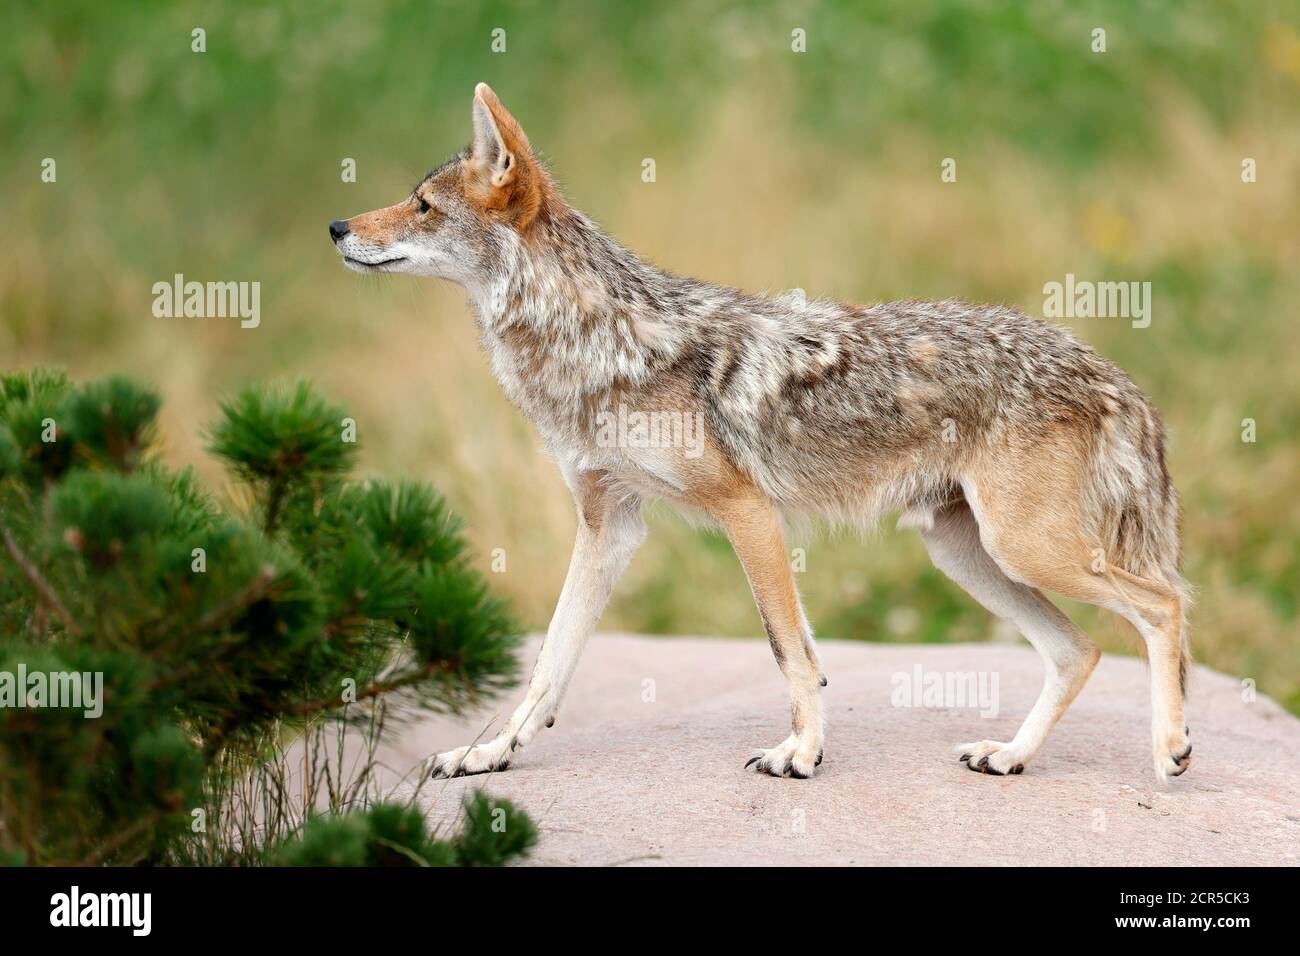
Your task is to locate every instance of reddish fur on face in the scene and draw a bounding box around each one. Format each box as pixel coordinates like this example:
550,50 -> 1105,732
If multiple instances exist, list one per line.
345,199 -> 419,246
339,84 -> 554,252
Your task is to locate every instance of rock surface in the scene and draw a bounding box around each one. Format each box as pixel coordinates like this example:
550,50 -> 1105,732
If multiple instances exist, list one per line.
376,635 -> 1300,866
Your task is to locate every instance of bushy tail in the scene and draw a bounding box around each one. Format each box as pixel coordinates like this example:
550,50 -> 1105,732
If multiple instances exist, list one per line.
1088,405 -> 1193,689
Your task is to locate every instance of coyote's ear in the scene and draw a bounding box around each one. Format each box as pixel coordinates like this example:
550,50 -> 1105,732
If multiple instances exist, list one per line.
466,83 -> 544,226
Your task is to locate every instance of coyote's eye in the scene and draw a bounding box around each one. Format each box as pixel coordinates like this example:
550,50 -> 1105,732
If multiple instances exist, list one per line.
416,197 -> 430,215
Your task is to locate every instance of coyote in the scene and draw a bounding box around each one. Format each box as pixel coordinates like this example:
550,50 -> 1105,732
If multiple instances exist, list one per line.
330,84 -> 1191,781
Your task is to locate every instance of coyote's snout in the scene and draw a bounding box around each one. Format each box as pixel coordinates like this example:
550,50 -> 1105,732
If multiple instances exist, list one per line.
332,84 -> 1192,783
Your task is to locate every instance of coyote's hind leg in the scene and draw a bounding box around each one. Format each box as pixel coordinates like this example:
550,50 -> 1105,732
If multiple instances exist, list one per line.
961,432 -> 1191,781
920,499 -> 1100,775
1103,567 -> 1190,779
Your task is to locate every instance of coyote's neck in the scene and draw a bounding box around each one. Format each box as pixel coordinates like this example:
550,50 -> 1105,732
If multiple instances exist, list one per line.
467,207 -> 692,427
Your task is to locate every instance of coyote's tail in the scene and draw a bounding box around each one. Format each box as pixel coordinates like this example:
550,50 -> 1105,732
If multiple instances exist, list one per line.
1088,404 -> 1192,689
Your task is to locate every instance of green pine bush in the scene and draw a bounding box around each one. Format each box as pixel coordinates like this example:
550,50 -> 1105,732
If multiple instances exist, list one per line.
270,793 -> 536,867
0,369 -> 530,866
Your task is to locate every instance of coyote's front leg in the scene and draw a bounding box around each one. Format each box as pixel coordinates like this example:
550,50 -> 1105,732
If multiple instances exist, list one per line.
712,489 -> 825,779
431,471 -> 644,777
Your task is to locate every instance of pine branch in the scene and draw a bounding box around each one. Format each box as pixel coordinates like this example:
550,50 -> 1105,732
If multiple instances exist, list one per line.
281,664 -> 438,718
0,522 -> 83,637
195,564 -> 277,632
263,476 -> 288,535
70,811 -> 166,867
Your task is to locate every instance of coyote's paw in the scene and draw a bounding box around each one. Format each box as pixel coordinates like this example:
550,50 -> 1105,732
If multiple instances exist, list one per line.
430,737 -> 515,779
744,734 -> 823,779
956,740 -> 1027,776
1154,725 -> 1191,781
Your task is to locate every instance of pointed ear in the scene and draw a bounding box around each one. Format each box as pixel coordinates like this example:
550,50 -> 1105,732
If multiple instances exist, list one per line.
466,83 -> 545,225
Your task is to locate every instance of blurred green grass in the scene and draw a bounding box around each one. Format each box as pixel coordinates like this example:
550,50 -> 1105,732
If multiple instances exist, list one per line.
3,1 -> 1299,711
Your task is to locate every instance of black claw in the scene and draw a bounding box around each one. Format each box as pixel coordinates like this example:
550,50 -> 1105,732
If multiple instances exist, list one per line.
819,675 -> 828,687
507,736 -> 519,752
1009,764 -> 1024,775
959,753 -> 971,763
815,749 -> 824,767
968,754 -> 1005,776
744,755 -> 762,769
431,755 -> 510,779
459,761 -> 506,778
546,716 -> 555,728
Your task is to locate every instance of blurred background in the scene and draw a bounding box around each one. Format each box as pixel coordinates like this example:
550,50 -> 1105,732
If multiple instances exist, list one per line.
3,1 -> 1298,711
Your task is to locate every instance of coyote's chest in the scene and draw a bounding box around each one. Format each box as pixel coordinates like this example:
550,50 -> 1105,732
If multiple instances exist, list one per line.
473,274 -> 660,429
475,301 -> 716,498
482,333 -> 691,488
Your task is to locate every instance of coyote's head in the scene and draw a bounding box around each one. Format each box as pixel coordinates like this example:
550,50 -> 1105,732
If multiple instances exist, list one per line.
329,83 -> 550,286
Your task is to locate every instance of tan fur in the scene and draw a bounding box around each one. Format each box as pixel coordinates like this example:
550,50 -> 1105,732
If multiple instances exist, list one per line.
963,427 -> 1190,774
711,489 -> 823,757
346,199 -> 424,247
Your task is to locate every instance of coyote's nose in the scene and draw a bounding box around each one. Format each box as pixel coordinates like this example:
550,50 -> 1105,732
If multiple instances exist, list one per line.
329,220 -> 350,241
